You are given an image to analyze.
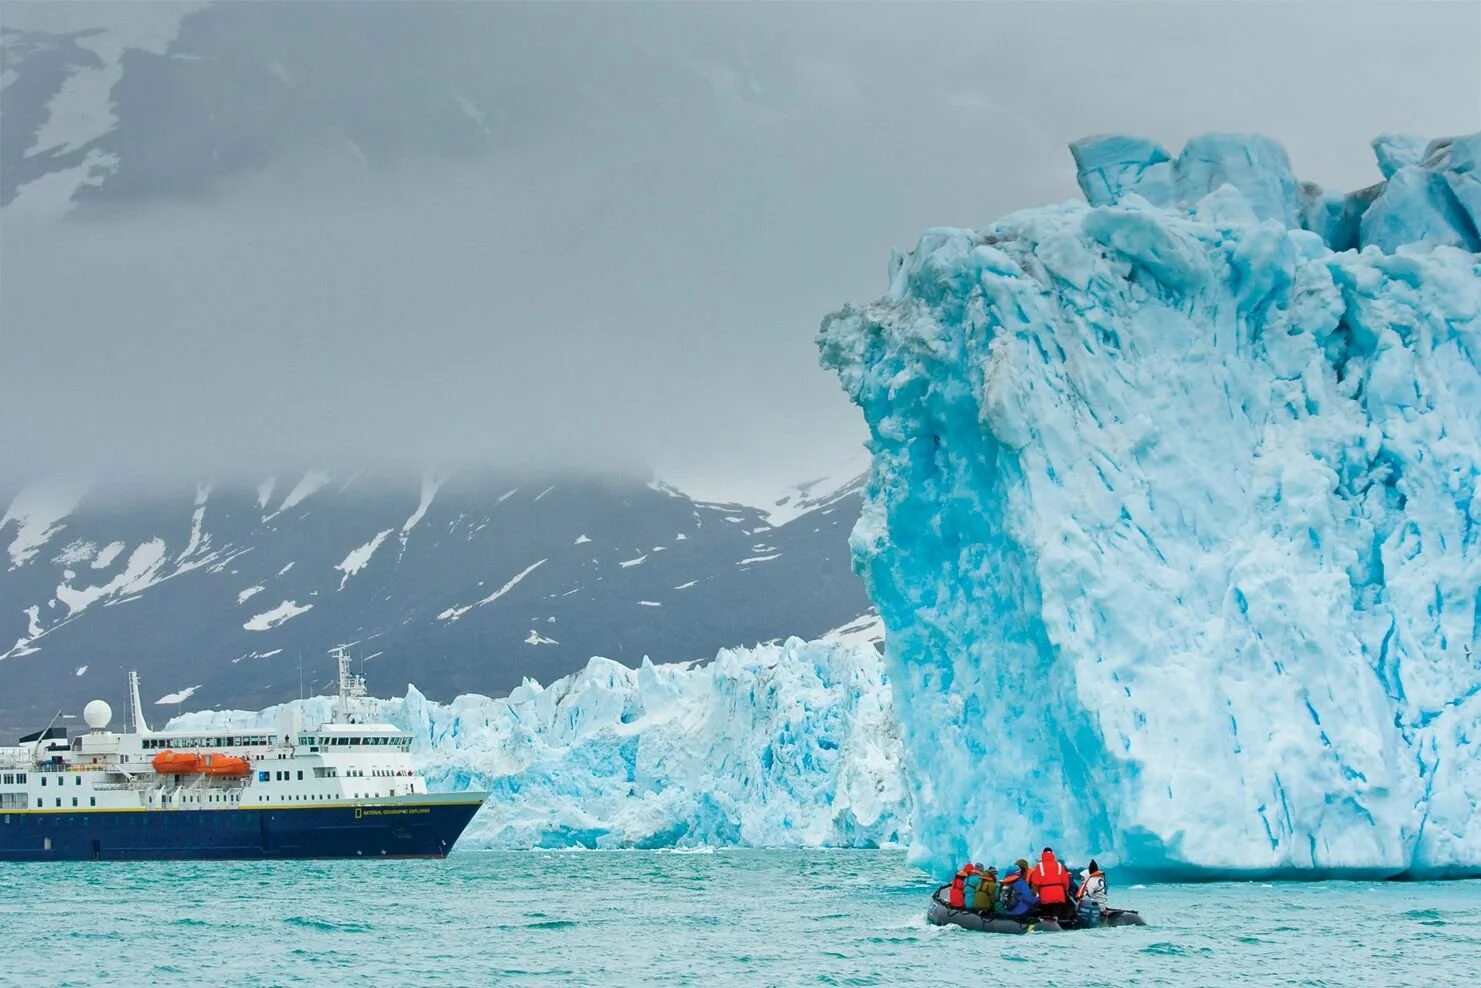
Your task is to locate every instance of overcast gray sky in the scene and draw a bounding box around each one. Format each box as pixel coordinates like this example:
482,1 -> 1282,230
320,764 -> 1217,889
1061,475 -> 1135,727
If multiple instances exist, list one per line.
3,1 -> 1478,503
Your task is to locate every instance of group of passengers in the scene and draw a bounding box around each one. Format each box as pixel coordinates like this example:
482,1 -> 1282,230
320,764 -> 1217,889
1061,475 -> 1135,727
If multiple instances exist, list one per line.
943,847 -> 1109,925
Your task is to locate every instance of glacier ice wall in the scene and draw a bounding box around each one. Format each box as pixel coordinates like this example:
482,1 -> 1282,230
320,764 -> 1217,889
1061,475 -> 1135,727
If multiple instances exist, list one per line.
819,132 -> 1481,878
169,637 -> 909,849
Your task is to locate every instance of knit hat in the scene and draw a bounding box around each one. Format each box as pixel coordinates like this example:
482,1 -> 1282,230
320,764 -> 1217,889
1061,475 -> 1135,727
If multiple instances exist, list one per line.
1088,858 -> 1100,872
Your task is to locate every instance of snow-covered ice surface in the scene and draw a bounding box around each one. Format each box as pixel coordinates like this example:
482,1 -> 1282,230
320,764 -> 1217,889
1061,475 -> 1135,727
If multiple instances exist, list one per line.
168,637 -> 910,849
819,132 -> 1481,879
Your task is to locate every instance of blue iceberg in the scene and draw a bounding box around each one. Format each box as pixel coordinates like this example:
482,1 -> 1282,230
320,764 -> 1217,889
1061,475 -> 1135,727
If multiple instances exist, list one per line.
169,637 -> 910,850
820,132 -> 1481,879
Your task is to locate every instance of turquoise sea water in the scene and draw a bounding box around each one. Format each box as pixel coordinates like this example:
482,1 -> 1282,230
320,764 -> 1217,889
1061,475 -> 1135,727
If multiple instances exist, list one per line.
2,850 -> 1477,986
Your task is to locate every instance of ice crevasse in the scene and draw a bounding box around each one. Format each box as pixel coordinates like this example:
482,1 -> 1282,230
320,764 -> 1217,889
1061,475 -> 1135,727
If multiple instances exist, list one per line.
168,637 -> 910,849
819,132 -> 1481,878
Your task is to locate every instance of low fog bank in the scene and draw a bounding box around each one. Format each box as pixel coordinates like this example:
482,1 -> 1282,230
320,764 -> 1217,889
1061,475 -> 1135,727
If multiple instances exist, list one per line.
4,1 -> 1476,497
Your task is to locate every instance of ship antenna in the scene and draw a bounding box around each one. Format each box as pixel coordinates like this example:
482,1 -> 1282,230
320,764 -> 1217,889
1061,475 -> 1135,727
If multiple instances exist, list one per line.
128,670 -> 150,734
333,644 -> 366,724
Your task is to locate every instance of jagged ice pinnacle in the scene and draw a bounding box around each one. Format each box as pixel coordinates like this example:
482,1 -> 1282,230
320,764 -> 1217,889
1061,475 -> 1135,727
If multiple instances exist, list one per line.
820,132 -> 1481,878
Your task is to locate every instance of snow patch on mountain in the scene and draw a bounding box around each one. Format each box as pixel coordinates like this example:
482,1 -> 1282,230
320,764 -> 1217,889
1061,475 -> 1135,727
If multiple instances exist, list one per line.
823,611 -> 885,652
243,600 -> 313,632
55,538 -> 169,617
92,541 -> 125,569
437,558 -> 547,622
336,530 -> 394,589
401,473 -> 442,541
4,3 -> 199,213
176,484 -> 211,562
2,483 -> 84,568
156,685 -> 202,706
268,471 -> 331,520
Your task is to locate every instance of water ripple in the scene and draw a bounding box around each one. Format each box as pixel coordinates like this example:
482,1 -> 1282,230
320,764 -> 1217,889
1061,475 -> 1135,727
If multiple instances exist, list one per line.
0,852 -> 1477,986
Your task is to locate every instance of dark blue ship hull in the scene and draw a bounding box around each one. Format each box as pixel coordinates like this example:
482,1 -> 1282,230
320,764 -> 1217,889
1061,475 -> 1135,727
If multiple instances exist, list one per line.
0,796 -> 485,861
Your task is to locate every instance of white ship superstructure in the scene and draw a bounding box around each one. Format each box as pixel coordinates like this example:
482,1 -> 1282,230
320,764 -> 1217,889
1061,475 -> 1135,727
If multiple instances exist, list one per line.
0,648 -> 487,860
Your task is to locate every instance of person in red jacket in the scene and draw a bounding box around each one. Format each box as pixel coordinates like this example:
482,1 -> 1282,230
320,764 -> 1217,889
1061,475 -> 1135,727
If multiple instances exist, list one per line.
1028,847 -> 1073,918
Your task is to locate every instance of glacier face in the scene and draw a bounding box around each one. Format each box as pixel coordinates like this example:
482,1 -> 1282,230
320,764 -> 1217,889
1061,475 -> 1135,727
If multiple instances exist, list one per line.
168,637 -> 909,850
819,132 -> 1481,878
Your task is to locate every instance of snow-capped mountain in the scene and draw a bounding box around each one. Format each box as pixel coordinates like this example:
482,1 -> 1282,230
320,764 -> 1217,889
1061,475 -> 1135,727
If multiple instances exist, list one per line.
0,468 -> 874,737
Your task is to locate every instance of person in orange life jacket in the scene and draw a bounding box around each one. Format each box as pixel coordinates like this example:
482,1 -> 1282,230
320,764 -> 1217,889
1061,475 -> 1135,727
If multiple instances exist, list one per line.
997,866 -> 1038,918
945,863 -> 977,909
1076,859 -> 1109,913
1028,847 -> 1073,918
1015,857 -> 1032,887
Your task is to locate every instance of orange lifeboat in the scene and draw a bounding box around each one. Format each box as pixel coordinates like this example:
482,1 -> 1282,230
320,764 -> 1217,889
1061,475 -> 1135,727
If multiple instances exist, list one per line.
152,750 -> 204,774
200,753 -> 250,777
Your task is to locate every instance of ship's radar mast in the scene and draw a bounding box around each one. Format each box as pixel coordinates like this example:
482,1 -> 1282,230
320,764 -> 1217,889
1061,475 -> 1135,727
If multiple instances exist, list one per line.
333,644 -> 368,724
128,670 -> 150,734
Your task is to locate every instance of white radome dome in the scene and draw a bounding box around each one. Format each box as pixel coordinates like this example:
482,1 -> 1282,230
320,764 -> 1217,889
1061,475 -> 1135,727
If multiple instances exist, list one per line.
83,699 -> 112,730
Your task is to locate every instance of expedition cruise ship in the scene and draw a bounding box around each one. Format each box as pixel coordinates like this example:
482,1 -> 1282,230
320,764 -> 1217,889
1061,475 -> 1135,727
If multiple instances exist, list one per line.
0,649 -> 487,861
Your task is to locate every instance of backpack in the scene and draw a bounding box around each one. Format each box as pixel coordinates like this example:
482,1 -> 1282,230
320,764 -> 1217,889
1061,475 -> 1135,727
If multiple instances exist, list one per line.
999,880 -> 1021,912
